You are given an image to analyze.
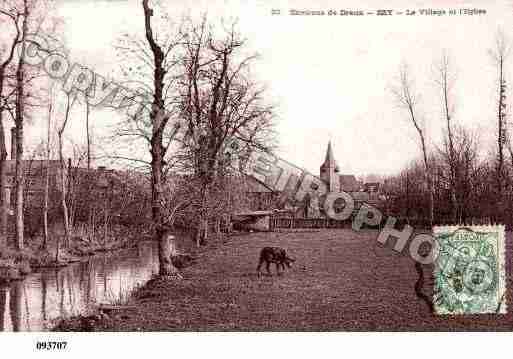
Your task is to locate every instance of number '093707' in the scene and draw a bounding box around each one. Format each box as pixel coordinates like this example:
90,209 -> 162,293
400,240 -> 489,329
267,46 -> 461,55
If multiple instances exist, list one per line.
35,341 -> 68,350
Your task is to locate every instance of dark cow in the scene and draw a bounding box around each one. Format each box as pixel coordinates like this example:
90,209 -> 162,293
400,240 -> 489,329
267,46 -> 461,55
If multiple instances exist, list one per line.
256,246 -> 295,276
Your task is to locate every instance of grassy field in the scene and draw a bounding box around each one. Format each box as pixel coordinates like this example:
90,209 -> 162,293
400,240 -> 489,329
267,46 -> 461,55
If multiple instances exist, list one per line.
100,229 -> 513,331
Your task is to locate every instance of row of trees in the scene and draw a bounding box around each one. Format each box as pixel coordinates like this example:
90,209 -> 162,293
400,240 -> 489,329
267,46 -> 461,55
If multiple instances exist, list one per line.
1,0 -> 107,259
387,31 -> 513,227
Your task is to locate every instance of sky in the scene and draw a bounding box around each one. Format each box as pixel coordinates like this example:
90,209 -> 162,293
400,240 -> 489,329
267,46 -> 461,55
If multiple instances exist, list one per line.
12,0 -> 513,177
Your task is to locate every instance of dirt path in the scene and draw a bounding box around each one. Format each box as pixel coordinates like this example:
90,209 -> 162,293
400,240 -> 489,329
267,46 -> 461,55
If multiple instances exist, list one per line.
99,230 -> 513,331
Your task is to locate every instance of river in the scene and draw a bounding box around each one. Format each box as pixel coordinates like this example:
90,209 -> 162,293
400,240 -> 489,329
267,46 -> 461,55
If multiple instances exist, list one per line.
0,241 -> 159,332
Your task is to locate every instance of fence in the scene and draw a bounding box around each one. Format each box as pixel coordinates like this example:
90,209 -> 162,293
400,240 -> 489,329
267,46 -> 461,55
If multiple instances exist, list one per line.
269,217 -> 351,231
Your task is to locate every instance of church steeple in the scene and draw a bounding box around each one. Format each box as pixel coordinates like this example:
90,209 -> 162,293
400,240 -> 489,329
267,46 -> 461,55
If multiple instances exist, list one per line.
324,141 -> 336,166
320,141 -> 339,192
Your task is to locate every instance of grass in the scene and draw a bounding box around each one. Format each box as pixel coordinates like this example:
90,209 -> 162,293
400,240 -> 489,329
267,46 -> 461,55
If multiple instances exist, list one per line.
0,244 -> 36,281
65,229 -> 513,331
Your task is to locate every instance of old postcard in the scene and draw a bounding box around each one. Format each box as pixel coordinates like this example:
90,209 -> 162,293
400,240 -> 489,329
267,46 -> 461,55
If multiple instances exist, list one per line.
0,0 -> 512,357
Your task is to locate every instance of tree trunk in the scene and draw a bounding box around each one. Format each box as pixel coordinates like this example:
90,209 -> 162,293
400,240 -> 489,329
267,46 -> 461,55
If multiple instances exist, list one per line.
0,104 -> 7,248
41,276 -> 47,321
85,100 -> 94,241
89,208 -> 96,243
196,183 -> 209,247
195,223 -> 201,247
0,142 -> 7,248
0,286 -> 7,331
58,134 -> 70,248
43,162 -> 49,250
158,231 -> 180,277
13,0 -> 29,251
225,213 -> 232,234
429,178 -> 434,227
0,7 -> 21,249
497,58 -> 505,201
496,58 -> 507,224
202,218 -> 208,243
151,135 -> 164,229
396,65 -> 433,227
86,100 -> 91,170
441,58 -> 458,223
67,158 -> 74,228
215,217 -> 221,236
14,126 -> 24,251
420,137 -> 434,228
142,0 -> 180,277
57,92 -> 75,249
43,100 -> 52,250
196,213 -> 208,247
55,226 -> 60,263
103,189 -> 108,248
9,281 -> 23,331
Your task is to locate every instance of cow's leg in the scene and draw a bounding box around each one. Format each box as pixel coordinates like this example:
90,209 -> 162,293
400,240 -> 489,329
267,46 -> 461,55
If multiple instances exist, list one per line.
275,262 -> 281,276
266,261 -> 272,276
256,258 -> 263,276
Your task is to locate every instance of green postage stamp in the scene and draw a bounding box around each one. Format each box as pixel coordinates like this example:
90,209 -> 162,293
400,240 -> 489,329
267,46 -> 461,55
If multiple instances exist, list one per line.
433,225 -> 507,315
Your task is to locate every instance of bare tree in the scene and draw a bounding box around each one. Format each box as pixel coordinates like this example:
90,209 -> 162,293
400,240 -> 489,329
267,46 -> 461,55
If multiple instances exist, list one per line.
141,0 -> 181,277
0,2 -> 22,247
7,0 -> 52,250
179,16 -> 275,245
42,86 -> 52,250
489,29 -> 510,212
392,63 -> 433,226
96,0 -> 183,276
13,0 -> 30,250
85,98 -> 91,170
1,0 -> 62,251
435,52 -> 459,222
57,90 -> 76,249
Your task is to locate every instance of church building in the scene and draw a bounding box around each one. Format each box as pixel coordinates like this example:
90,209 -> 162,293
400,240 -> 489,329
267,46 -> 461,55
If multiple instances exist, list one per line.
246,141 -> 373,215
319,141 -> 361,193
239,141 -> 385,228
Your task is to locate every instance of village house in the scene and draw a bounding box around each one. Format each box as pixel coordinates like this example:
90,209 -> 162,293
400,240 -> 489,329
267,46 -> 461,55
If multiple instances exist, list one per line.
3,128 -> 133,236
4,128 -> 65,216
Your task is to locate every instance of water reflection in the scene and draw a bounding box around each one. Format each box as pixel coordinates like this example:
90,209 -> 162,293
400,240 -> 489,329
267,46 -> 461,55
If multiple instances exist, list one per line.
0,241 -> 158,332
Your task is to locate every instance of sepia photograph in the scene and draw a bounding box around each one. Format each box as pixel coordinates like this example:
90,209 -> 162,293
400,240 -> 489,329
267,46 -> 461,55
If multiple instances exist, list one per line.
0,0 -> 512,357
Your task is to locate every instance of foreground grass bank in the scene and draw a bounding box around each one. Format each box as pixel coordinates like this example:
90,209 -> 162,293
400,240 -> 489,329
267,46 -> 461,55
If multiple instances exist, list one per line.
56,230 -> 513,331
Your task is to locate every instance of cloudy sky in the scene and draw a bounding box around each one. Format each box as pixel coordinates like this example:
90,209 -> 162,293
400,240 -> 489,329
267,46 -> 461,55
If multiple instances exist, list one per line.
23,0 -> 513,176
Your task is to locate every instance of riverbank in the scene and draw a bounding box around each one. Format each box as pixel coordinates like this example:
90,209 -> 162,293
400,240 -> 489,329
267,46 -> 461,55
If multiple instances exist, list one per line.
53,230 -> 513,331
0,231 -> 141,284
